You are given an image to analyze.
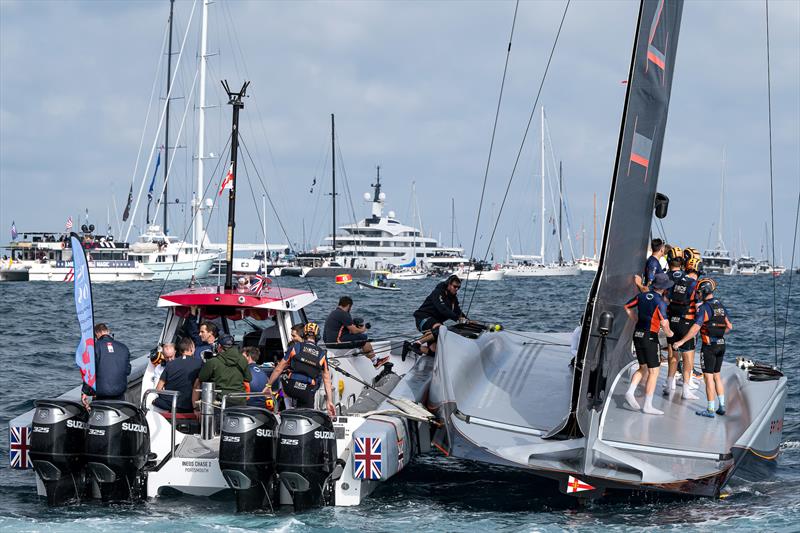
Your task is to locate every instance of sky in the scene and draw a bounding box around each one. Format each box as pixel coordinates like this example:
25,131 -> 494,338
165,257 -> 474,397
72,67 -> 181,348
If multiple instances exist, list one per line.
1,0 -> 798,265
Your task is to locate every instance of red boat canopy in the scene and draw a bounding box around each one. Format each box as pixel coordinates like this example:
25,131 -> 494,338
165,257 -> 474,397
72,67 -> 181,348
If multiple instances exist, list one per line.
157,285 -> 317,316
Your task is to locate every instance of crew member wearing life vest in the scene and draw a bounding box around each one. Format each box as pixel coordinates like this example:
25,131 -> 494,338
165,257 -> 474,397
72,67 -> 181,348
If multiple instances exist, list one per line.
624,272 -> 674,415
664,252 -> 701,400
673,278 -> 733,418
264,323 -> 336,417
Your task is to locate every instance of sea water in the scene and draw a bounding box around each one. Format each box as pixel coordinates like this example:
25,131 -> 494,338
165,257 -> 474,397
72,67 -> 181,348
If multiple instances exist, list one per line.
1,274 -> 798,532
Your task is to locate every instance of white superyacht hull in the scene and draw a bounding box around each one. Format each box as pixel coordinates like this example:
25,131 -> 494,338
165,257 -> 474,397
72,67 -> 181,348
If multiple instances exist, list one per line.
28,261 -> 154,282
503,263 -> 580,277
144,256 -> 215,280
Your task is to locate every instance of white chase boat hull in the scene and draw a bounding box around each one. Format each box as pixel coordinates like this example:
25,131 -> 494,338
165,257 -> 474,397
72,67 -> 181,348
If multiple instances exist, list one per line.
27,261 -> 154,282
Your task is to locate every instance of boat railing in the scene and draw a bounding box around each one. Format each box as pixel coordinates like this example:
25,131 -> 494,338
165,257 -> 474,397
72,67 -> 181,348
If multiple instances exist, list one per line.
220,391 -> 274,412
141,389 -> 179,454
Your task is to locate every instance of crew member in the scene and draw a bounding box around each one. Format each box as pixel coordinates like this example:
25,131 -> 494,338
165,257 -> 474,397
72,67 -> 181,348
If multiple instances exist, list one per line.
673,278 -> 733,418
665,255 -> 702,398
192,335 -> 251,409
635,238 -> 666,292
153,343 -> 176,385
406,274 -> 468,357
323,296 -> 387,368
154,338 -> 202,413
186,307 -> 219,358
624,273 -> 674,415
265,322 -> 336,417
82,323 -> 132,409
243,346 -> 269,408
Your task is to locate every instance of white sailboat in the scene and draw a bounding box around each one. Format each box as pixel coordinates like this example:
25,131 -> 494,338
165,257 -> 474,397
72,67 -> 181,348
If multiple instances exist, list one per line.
504,106 -> 578,277
122,1 -> 218,281
701,147 -> 736,275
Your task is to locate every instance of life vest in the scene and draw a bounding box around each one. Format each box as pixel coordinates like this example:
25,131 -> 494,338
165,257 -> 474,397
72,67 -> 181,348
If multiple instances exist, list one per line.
668,271 -> 696,319
289,342 -> 325,382
701,299 -> 728,338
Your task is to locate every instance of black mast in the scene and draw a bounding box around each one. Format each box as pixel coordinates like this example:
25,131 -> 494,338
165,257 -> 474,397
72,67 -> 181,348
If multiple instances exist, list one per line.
222,80 -> 249,291
331,113 -> 336,254
558,161 -> 563,265
163,0 -> 174,234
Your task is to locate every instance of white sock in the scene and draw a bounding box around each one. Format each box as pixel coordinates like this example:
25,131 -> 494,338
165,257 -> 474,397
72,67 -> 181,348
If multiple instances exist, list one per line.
688,377 -> 699,390
643,394 -> 664,415
682,387 -> 699,400
625,384 -> 640,410
670,375 -> 677,390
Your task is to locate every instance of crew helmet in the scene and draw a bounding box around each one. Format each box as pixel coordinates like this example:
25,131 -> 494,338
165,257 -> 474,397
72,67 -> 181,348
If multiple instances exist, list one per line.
685,256 -> 702,273
683,247 -> 701,262
304,322 -> 320,339
695,277 -> 717,299
667,246 -> 684,263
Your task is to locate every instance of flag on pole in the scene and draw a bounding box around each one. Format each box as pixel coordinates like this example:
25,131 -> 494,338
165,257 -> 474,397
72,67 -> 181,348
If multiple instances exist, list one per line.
219,164 -> 234,196
147,151 -> 162,201
70,233 -> 96,394
249,274 -> 269,294
565,475 -> 595,493
65,216 -> 73,231
122,185 -> 133,222
10,221 -> 17,240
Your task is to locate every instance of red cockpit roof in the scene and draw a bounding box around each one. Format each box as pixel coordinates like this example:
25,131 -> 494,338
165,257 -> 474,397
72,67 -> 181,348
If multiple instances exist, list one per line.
157,284 -> 316,313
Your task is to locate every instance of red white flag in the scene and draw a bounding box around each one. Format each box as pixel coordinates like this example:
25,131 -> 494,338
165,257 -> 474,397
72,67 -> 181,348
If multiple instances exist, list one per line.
219,164 -> 233,196
65,216 -> 73,230
566,475 -> 595,493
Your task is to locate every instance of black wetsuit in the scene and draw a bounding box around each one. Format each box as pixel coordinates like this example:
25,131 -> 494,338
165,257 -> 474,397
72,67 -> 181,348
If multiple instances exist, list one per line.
413,282 -> 464,335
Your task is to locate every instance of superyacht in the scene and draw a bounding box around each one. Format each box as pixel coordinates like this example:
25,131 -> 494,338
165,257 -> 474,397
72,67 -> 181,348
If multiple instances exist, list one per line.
320,173 -> 467,271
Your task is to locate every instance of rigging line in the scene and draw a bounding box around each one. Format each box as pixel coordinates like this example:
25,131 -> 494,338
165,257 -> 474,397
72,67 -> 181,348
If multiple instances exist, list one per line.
765,0 -> 778,367
238,134 -> 315,294
126,19 -> 170,221
238,148 -> 289,300
125,0 -> 199,242
779,187 -> 799,369
156,132 -> 231,297
466,0 -> 571,315
461,0 -> 520,308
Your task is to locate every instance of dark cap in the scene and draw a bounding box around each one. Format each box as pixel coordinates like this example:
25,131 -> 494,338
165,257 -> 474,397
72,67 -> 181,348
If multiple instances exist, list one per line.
218,334 -> 235,347
651,272 -> 674,290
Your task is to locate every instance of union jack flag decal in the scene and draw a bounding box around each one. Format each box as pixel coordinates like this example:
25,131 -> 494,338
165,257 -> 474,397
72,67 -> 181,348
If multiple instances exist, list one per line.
353,436 -> 382,480
249,274 -> 269,294
9,425 -> 31,469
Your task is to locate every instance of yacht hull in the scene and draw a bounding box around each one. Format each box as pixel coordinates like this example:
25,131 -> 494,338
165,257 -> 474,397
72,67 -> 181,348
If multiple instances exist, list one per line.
145,257 -> 215,280
429,327 -> 787,499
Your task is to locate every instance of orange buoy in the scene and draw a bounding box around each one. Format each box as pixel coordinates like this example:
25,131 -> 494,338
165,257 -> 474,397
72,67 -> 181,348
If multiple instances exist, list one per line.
335,273 -> 353,284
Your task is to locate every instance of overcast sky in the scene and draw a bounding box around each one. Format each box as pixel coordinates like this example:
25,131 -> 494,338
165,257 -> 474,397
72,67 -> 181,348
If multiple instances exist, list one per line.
1,0 -> 798,264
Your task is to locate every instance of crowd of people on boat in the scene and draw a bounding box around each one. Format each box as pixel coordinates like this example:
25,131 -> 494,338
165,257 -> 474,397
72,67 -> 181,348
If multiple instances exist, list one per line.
625,238 -> 732,419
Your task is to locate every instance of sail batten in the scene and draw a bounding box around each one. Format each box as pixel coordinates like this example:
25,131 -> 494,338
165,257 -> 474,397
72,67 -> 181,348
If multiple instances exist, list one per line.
555,0 -> 684,437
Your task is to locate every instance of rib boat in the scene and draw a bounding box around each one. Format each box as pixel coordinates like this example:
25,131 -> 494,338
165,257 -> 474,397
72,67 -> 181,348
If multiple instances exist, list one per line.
428,0 -> 787,499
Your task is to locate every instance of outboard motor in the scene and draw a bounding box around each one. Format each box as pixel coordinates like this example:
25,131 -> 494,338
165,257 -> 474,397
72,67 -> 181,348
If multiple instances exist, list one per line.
276,409 -> 336,511
219,406 -> 279,512
84,401 -> 150,502
29,399 -> 89,505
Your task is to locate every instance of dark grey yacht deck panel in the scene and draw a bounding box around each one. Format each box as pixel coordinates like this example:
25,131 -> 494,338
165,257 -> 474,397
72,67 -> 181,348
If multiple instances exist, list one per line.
432,329 -> 573,432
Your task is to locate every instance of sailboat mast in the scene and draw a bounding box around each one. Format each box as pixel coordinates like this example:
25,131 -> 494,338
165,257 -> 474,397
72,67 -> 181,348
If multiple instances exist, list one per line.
558,161 -> 563,265
593,192 -> 597,259
222,80 -> 249,291
194,0 -> 209,250
718,146 -> 726,250
163,0 -> 174,234
450,198 -> 455,247
331,113 -> 336,253
540,106 -> 545,261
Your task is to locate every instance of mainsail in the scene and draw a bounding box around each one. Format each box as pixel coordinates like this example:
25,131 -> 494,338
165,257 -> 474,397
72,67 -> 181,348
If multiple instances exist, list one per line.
558,0 -> 684,436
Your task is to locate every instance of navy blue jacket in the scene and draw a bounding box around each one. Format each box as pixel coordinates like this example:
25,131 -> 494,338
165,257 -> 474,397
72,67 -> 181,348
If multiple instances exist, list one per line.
87,335 -> 132,398
185,318 -> 213,358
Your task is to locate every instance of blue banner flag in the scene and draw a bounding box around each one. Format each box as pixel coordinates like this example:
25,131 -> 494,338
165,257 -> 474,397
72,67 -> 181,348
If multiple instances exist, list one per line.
70,233 -> 96,392
10,221 -> 17,240
147,151 -> 161,200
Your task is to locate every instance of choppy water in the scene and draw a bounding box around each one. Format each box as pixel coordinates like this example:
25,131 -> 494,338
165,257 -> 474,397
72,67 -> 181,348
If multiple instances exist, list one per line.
1,274 -> 798,532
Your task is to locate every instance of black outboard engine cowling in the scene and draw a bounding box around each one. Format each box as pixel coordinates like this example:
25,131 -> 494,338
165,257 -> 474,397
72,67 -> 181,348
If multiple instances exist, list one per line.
276,409 -> 336,511
219,406 -> 279,512
85,401 -> 150,502
29,399 -> 89,505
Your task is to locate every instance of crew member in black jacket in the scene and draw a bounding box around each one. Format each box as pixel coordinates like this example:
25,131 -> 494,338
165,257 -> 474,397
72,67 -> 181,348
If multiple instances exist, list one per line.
404,275 -> 468,357
81,323 -> 132,408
